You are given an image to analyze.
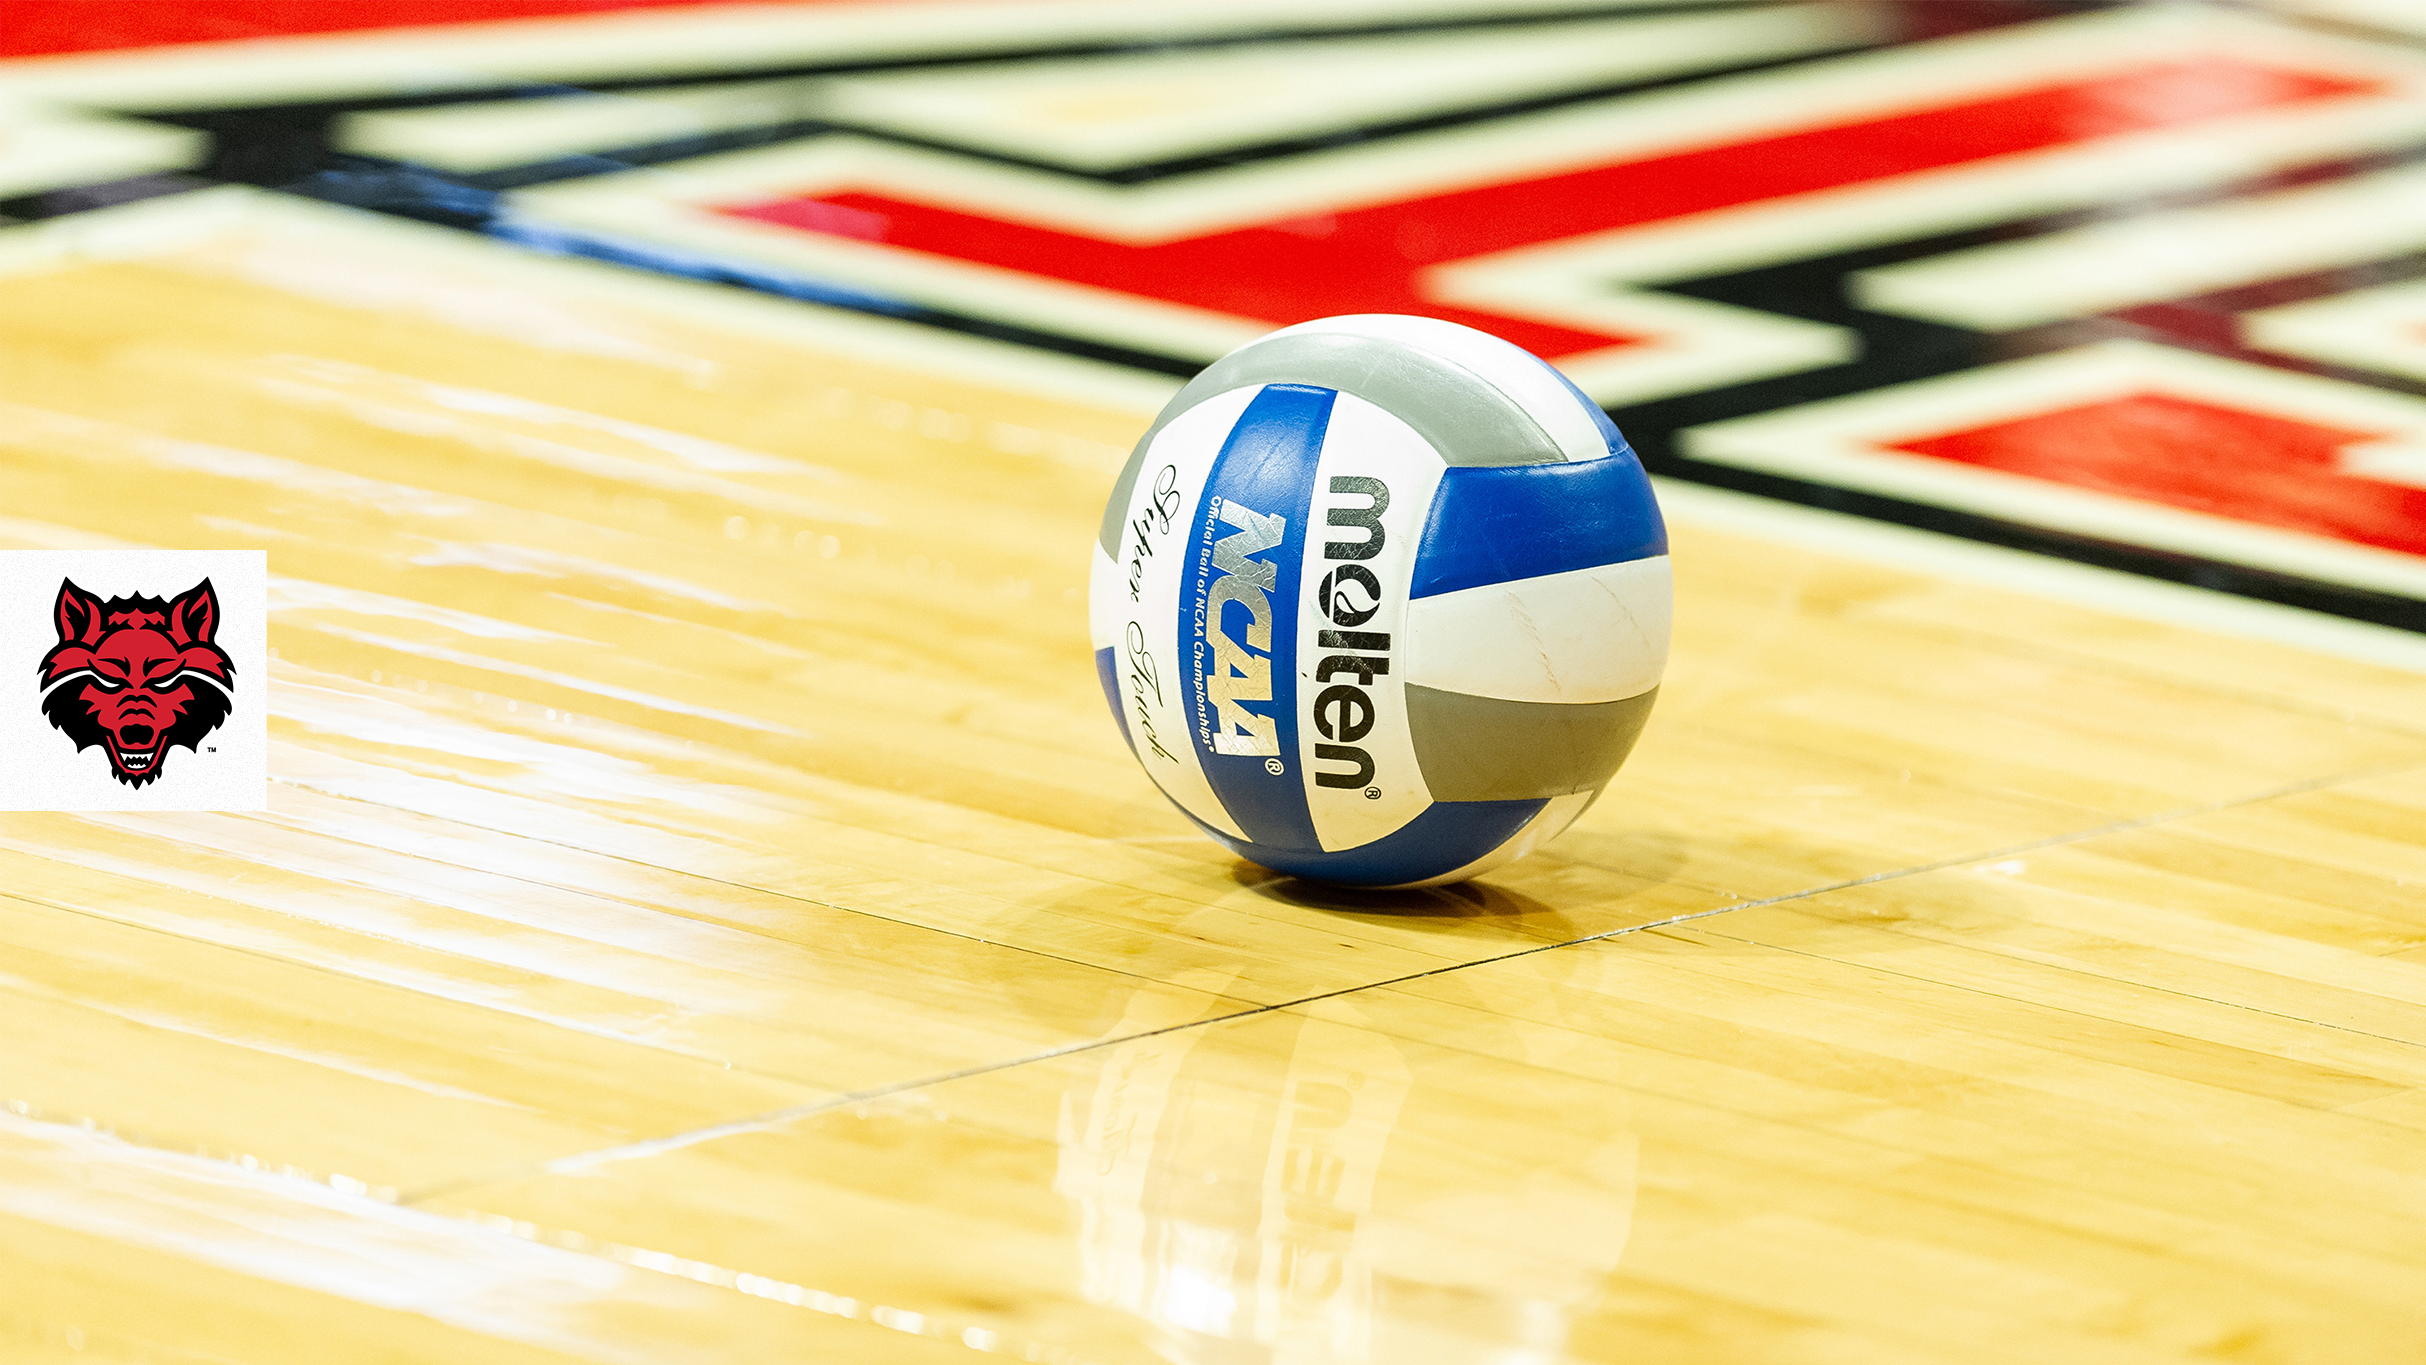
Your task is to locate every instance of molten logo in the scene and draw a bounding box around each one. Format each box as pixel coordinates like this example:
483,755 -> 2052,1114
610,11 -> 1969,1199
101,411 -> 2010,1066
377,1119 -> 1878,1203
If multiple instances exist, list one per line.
39,578 -> 235,788
1310,476 -> 1390,790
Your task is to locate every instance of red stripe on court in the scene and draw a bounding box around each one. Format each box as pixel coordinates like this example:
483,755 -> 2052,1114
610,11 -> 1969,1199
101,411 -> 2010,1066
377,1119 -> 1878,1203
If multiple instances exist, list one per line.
722,58 -> 2378,360
0,0 -> 860,59
1891,393 -> 2426,557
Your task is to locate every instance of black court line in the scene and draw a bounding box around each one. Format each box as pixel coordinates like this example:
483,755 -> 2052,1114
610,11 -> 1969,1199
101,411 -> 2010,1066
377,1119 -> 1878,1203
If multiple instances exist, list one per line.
8,0 -> 2417,632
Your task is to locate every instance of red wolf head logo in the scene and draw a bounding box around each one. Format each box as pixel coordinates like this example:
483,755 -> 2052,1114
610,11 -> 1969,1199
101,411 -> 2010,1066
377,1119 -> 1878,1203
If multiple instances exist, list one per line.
39,579 -> 235,788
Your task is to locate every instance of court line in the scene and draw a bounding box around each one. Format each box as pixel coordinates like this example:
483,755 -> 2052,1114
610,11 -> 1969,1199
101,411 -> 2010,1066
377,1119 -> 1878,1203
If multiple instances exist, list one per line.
225,480 -> 2426,1055
0,0 -> 1746,109
1687,918 -> 2426,1061
11,729 -> 2404,1365
9,749 -> 2414,1358
1653,479 -> 2426,680
0,808 -> 1273,1098
392,749 -> 2426,1206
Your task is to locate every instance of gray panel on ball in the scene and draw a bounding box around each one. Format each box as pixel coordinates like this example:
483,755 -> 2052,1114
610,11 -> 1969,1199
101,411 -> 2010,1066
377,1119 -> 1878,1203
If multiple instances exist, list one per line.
1097,439 -> 1151,557
1101,330 -> 1581,555
1405,686 -> 1659,802
1098,332 -> 1572,554
1194,333 -> 1568,469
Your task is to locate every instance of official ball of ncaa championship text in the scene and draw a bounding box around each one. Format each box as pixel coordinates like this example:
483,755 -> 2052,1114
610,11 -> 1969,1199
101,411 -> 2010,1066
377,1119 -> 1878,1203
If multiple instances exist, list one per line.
1089,315 -> 1669,888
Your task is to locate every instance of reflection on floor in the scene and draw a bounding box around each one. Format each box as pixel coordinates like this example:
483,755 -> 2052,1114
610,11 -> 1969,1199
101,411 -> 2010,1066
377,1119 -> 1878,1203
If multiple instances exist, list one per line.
3,5 -> 2426,1362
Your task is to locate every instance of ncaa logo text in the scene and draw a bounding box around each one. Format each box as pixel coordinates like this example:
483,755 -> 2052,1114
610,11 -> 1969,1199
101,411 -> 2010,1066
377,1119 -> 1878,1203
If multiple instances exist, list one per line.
1197,496 -> 1286,758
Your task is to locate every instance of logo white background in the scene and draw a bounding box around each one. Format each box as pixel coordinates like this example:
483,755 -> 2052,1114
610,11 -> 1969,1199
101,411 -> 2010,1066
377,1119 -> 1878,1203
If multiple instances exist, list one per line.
0,551 -> 268,812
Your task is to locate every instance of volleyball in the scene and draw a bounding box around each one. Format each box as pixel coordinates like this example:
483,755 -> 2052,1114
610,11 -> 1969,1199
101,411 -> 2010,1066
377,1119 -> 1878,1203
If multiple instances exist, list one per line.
1089,314 -> 1670,888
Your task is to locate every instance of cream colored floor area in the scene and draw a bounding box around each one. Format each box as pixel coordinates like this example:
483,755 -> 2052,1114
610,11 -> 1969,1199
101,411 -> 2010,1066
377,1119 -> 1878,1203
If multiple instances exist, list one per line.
3,190 -> 2423,1365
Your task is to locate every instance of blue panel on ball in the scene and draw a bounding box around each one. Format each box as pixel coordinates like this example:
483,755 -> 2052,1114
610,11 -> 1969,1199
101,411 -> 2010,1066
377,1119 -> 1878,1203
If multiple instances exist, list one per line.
1409,452 -> 1667,601
1094,645 -> 1128,749
1182,383 -> 1332,855
1188,797 -> 1549,888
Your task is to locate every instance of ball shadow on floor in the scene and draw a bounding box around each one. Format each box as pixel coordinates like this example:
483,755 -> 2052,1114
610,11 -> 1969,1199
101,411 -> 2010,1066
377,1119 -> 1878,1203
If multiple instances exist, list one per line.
1231,861 -> 1564,924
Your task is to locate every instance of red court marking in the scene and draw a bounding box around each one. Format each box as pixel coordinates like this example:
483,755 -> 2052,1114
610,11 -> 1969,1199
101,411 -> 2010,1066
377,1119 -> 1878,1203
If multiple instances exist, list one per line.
1889,393 -> 2426,557
722,58 -> 2378,361
0,0 -> 870,58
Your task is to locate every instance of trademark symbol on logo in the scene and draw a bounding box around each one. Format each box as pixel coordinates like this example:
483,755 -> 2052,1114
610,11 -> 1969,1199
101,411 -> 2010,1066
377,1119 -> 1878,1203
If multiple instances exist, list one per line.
1263,757 -> 1284,775
1364,787 -> 1380,799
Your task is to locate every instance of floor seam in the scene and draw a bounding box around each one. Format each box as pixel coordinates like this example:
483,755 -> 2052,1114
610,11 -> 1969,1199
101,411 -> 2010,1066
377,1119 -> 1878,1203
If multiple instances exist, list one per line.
396,753 -> 2426,1207
0,886 -> 906,1098
1684,922 -> 2426,1057
14,811 -> 1209,1019
1842,617 -> 2426,743
258,778 -> 1437,989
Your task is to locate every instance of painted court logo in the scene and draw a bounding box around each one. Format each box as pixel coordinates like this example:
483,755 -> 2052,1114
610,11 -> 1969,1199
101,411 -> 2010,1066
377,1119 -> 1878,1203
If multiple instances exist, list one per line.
0,550 -> 266,812
40,579 -> 234,788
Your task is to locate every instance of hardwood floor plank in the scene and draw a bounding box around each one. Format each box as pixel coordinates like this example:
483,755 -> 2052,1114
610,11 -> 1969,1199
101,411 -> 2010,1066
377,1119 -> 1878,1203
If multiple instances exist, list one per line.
2,188 -> 2420,1365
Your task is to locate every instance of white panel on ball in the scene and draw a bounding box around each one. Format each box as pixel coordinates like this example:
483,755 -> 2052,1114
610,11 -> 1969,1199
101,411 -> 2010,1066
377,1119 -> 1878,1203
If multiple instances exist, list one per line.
1401,556 -> 1672,705
1093,383 -> 1261,842
1294,391 -> 1447,853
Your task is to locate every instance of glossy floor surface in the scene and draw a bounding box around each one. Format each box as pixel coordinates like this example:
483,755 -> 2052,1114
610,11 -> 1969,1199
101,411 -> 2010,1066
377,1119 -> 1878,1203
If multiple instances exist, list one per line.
12,1 -> 2426,1359
4,185 -> 2426,1364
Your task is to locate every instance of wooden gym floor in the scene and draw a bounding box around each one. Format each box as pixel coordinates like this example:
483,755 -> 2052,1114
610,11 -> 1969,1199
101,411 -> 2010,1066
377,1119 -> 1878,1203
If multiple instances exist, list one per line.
4,187 -> 2426,1365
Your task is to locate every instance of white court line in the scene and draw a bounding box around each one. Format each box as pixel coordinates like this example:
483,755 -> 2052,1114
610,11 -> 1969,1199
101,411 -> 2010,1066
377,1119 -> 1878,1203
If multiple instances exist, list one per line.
1683,339 -> 2426,600
2266,0 -> 2426,40
0,104 -> 197,198
2249,278 -> 2426,383
1653,478 -> 2426,676
812,3 -> 1885,172
1856,161 -> 2426,330
0,0 -> 1689,110
1688,337 -> 2426,598
341,78 -> 831,175
5,179 -> 2413,681
0,185 -> 1181,417
519,7 -> 2426,249
338,5 -> 1880,176
504,6 -> 2426,400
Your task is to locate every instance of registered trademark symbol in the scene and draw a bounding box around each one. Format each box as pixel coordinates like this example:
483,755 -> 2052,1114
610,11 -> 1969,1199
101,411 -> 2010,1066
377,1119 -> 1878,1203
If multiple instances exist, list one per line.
1364,786 -> 1380,799
1264,758 -> 1284,775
